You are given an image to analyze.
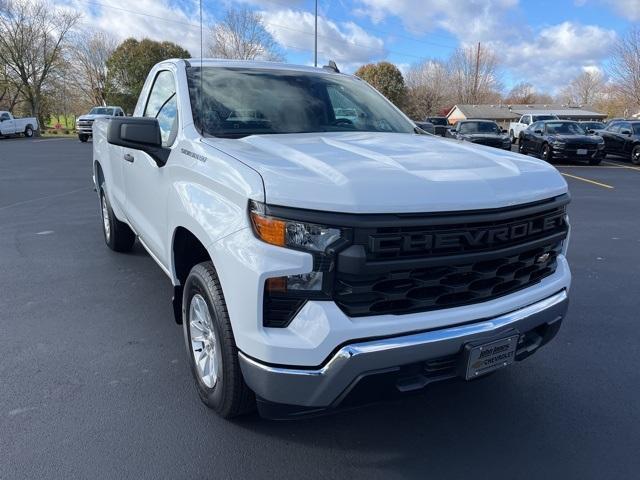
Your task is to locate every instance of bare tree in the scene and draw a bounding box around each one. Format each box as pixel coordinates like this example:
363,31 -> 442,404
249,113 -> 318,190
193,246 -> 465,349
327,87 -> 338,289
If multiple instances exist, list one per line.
404,60 -> 452,119
0,0 -> 80,129
0,61 -> 22,111
448,43 -> 502,104
609,26 -> 640,109
71,30 -> 116,106
504,82 -> 536,104
209,7 -> 283,61
558,70 -> 604,106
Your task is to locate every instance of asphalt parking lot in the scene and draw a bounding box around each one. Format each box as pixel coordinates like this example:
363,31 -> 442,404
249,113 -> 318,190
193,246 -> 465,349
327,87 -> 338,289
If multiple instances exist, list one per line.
1,137 -> 639,479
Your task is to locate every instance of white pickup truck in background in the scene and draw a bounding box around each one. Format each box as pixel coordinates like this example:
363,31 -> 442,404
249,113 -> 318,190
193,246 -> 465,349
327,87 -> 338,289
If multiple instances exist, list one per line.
509,113 -> 559,144
0,111 -> 38,138
93,59 -> 571,419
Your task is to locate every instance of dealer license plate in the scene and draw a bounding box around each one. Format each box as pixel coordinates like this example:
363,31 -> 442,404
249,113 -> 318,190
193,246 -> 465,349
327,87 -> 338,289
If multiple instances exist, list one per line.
577,148 -> 588,155
464,334 -> 519,380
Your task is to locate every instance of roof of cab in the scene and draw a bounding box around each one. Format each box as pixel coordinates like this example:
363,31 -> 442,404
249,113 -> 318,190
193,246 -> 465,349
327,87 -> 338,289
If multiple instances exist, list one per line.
164,58 -> 345,75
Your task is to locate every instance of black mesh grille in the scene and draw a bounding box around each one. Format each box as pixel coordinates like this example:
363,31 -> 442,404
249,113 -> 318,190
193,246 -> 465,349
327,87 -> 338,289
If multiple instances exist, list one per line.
334,242 -> 561,316
333,199 -> 568,317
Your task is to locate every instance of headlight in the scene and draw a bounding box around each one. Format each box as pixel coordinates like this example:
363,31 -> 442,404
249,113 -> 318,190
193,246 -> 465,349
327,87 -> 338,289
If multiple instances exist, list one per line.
551,140 -> 566,148
250,201 -> 343,327
249,201 -> 342,253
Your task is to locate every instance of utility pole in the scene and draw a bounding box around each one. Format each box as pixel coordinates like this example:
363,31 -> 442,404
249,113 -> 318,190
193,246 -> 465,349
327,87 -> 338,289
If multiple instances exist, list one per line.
314,0 -> 318,67
472,42 -> 480,103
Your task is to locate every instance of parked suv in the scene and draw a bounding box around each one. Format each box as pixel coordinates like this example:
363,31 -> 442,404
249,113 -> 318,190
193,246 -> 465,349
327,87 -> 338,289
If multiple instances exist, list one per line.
446,119 -> 512,150
93,60 -> 571,419
598,120 -> 640,165
76,106 -> 124,142
425,116 -> 450,136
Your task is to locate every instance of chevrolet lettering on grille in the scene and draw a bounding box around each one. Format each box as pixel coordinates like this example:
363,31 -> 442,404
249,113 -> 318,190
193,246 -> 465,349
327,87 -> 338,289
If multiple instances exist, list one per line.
369,211 -> 565,255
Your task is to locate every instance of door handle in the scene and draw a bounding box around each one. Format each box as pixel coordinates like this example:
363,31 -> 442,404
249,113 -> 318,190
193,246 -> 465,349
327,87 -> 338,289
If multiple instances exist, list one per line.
123,153 -> 134,163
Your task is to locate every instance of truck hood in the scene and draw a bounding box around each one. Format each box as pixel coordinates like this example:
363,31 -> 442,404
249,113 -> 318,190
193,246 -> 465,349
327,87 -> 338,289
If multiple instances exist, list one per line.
78,114 -> 112,121
203,132 -> 568,214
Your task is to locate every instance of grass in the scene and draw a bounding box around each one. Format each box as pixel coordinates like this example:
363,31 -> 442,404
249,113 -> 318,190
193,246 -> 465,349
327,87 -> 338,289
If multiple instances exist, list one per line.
47,114 -> 76,129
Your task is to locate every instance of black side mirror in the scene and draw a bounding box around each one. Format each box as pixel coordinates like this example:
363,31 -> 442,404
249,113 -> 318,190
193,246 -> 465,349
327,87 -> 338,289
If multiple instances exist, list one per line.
621,129 -> 632,136
107,117 -> 169,167
501,128 -> 507,133
534,129 -> 543,134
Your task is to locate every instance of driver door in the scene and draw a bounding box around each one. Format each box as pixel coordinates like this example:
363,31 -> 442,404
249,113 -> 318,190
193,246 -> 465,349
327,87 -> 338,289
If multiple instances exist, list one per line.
123,70 -> 179,264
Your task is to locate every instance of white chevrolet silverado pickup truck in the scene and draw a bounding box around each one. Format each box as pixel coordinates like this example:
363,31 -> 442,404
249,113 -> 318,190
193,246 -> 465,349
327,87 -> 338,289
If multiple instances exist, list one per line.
93,59 -> 571,419
0,111 -> 38,138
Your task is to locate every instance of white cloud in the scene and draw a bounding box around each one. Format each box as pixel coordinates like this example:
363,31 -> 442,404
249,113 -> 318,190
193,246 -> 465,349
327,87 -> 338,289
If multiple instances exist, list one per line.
497,22 -> 617,91
353,0 -> 519,42
63,0 -> 204,56
576,0 -> 640,21
261,9 -> 386,70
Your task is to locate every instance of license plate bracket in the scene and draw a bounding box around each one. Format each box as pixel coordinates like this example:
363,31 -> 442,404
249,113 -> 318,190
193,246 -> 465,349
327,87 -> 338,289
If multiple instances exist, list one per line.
463,334 -> 519,380
577,148 -> 588,155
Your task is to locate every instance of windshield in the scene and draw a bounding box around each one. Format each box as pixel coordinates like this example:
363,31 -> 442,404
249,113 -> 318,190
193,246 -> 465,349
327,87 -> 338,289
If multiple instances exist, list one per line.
633,123 -> 640,134
89,107 -> 115,115
533,115 -> 558,121
582,122 -> 604,129
187,67 -> 415,138
427,117 -> 448,126
545,122 -> 586,135
459,121 -> 501,134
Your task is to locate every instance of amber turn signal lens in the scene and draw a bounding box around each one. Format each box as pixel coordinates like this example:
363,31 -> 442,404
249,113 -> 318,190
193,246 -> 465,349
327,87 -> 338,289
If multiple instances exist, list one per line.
266,276 -> 287,293
250,211 -> 286,246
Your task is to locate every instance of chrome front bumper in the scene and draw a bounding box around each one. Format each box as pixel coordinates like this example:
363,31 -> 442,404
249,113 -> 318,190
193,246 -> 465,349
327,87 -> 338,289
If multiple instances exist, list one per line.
239,290 -> 569,412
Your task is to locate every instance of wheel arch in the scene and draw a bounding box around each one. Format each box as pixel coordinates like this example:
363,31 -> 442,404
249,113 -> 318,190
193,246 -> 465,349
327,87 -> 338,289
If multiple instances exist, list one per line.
170,225 -> 213,324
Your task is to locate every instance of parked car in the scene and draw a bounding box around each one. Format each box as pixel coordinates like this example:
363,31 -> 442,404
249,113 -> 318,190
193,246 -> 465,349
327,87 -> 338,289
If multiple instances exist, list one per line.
414,121 -> 435,134
579,121 -> 606,133
597,120 -> 640,165
93,59 -> 571,419
518,120 -> 605,164
76,106 -> 125,143
425,116 -> 450,136
509,114 -> 559,144
0,111 -> 38,138
446,119 -> 512,150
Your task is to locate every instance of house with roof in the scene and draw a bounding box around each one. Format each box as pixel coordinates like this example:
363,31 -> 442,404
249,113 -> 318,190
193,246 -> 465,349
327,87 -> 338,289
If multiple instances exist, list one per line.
446,104 -> 607,128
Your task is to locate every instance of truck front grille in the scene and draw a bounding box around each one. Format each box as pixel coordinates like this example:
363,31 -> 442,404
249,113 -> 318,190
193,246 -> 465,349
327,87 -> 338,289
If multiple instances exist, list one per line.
332,196 -> 568,317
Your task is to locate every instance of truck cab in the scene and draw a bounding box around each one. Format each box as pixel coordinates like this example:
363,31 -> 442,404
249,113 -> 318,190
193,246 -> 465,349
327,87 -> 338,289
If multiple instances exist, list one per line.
76,106 -> 125,142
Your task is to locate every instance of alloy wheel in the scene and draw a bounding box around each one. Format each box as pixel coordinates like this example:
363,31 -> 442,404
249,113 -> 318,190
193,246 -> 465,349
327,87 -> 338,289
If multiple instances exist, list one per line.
101,196 -> 111,242
189,294 -> 220,388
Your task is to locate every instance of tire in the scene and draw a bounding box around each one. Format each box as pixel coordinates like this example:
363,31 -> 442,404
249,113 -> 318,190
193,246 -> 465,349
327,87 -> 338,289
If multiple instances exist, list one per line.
588,157 -> 602,166
518,140 -> 526,154
24,126 -> 34,138
183,262 -> 255,418
99,187 -> 135,252
79,134 -> 88,143
510,130 -> 516,144
540,143 -> 552,162
632,145 -> 640,166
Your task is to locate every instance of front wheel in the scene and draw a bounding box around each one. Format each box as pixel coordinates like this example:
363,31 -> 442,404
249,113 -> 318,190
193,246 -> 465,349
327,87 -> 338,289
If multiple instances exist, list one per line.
540,143 -> 552,162
631,145 -> 640,165
79,134 -> 88,143
24,126 -> 34,138
183,262 -> 255,418
518,139 -> 527,154
510,130 -> 516,144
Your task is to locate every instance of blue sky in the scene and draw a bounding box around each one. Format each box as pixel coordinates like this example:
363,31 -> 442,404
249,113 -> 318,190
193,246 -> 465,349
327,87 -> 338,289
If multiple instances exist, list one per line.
62,0 -> 639,93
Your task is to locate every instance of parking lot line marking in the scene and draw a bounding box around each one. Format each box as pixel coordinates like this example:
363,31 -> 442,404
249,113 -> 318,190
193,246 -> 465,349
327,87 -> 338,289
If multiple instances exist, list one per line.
555,165 -> 624,168
0,186 -> 91,212
560,172 -> 614,189
603,160 -> 640,172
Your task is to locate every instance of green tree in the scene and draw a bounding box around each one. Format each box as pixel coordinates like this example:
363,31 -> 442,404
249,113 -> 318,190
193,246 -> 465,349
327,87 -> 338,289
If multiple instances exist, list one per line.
106,38 -> 191,113
354,62 -> 406,108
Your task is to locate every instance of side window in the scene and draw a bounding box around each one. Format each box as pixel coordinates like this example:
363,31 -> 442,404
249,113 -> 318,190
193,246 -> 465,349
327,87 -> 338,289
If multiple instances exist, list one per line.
522,116 -> 530,125
529,121 -> 541,132
619,122 -> 632,133
144,70 -> 178,146
1,112 -> 10,121
607,122 -> 620,133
